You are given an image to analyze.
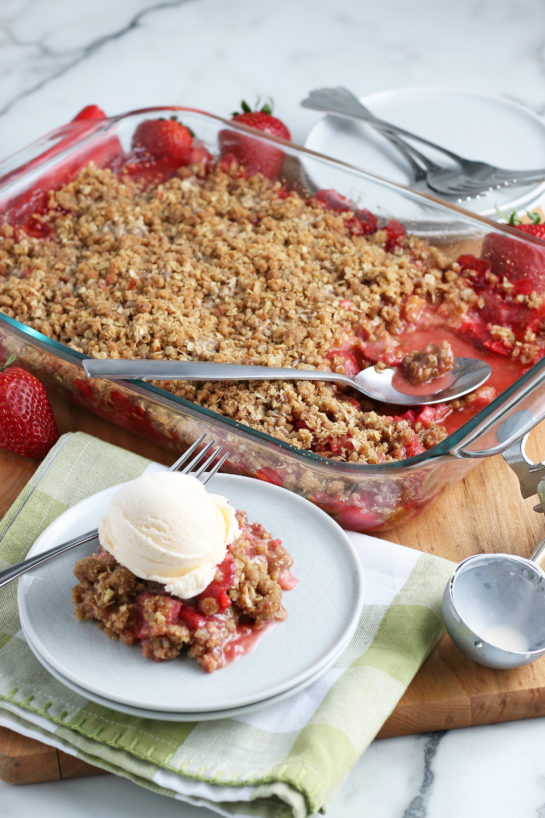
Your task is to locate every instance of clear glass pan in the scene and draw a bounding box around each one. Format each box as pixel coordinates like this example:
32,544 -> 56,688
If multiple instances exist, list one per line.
1,106 -> 545,532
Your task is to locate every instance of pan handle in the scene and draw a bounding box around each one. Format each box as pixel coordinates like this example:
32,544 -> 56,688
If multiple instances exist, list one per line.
451,401 -> 545,504
499,421 -> 545,501
449,364 -> 545,460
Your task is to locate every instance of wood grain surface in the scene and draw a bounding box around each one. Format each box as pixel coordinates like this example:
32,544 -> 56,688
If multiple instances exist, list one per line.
2,392 -> 545,782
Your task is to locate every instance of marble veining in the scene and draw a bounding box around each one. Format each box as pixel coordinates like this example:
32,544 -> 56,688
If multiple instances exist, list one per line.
2,0 -> 545,816
401,733 -> 445,818
1,0 -> 545,157
0,0 -> 193,118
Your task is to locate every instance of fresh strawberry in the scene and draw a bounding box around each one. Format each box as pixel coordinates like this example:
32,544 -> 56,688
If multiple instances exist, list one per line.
0,357 -> 59,458
131,116 -> 194,163
219,100 -> 291,178
71,105 -> 107,122
481,211 -> 545,293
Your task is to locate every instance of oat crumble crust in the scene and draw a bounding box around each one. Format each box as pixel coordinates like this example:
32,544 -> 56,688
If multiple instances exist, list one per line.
72,510 -> 293,671
401,341 -> 455,384
0,162 -> 503,463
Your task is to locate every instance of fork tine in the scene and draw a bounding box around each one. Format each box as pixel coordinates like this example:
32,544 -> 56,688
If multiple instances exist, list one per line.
201,450 -> 229,485
176,439 -> 215,475
192,444 -> 221,479
191,445 -> 222,480
168,433 -> 206,472
0,437 -> 232,589
168,436 -> 230,483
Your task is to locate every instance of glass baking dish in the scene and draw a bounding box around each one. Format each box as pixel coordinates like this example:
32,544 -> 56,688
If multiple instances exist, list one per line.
1,106 -> 545,533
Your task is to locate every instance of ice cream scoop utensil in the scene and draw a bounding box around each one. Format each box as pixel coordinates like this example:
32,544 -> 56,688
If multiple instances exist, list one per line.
0,435 -> 229,588
442,537 -> 545,669
82,357 -> 492,407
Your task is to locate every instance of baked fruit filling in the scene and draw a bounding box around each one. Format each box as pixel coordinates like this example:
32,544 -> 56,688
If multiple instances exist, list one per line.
73,509 -> 295,672
1,126 -> 544,466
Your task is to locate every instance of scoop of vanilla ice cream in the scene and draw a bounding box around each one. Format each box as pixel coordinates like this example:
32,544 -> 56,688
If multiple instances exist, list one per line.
98,471 -> 240,599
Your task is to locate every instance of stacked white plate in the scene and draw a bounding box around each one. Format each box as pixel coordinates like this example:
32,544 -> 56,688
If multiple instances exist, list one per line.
305,88 -> 545,217
18,475 -> 364,721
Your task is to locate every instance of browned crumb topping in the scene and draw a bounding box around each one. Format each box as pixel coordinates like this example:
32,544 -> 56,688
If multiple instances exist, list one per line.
0,163 -> 477,463
401,341 -> 455,384
72,510 -> 293,671
73,550 -> 144,642
229,521 -> 291,621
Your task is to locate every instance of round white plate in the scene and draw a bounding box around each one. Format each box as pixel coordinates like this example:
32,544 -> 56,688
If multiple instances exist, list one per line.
24,626 -> 333,721
304,87 -> 545,216
18,474 -> 364,713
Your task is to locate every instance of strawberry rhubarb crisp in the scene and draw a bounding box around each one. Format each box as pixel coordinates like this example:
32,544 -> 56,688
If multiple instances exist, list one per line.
72,472 -> 295,671
1,126 -> 545,465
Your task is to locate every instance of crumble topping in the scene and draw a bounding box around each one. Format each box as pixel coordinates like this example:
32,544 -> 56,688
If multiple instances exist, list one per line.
0,163 -> 489,463
72,510 -> 294,672
401,341 -> 455,384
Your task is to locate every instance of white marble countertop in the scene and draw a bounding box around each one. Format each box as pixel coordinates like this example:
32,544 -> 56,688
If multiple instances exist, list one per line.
2,0 -> 545,816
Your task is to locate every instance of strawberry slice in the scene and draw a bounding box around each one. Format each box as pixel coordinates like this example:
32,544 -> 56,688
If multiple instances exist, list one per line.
196,553 -> 236,614
412,404 -> 450,428
177,605 -> 208,632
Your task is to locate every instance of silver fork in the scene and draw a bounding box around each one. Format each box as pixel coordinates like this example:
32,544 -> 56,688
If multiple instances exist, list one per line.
0,434 -> 229,587
302,87 -> 545,197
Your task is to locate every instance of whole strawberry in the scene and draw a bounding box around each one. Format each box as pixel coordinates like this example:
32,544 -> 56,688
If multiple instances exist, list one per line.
482,210 -> 545,294
131,116 -> 194,163
219,100 -> 291,178
72,104 -> 107,122
510,214 -> 545,241
0,358 -> 59,459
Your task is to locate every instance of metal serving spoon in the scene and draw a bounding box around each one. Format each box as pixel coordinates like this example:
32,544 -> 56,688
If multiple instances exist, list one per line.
442,539 -> 545,670
82,357 -> 492,407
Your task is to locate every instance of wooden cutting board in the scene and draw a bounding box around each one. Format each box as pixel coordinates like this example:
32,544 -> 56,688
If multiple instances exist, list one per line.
2,394 -> 545,783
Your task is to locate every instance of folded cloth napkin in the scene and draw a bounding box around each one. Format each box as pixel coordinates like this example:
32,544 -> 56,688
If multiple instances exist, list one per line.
0,432 -> 453,817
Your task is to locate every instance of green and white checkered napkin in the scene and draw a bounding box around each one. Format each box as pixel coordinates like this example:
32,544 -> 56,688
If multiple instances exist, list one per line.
0,432 -> 453,817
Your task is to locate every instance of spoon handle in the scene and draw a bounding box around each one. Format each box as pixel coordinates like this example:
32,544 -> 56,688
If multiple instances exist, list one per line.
0,529 -> 98,587
83,359 -> 349,386
302,87 -> 466,165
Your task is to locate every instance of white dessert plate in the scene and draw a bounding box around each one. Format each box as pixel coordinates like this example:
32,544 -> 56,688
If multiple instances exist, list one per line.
304,87 -> 545,217
24,626 -> 332,721
18,474 -> 364,713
